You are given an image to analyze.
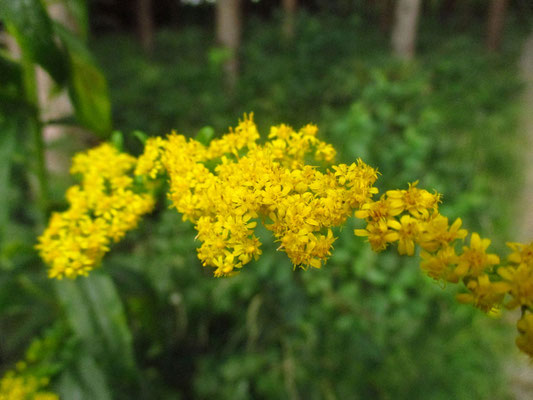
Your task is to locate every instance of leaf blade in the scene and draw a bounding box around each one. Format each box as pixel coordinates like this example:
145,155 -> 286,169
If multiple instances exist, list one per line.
0,0 -> 69,84
54,24 -> 112,136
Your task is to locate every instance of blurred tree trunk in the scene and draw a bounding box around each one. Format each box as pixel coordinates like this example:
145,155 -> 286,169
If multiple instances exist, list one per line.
439,0 -> 456,22
216,0 -> 242,91
486,0 -> 508,52
40,3 -> 85,174
169,0 -> 180,29
391,0 -> 421,61
0,3 -> 86,184
378,0 -> 394,34
137,0 -> 155,54
282,0 -> 297,40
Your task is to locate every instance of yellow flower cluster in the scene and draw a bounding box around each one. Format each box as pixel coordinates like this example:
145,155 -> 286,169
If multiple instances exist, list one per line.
36,144 -> 155,279
135,114 -> 374,276
354,181 -> 533,357
38,114 -> 533,358
0,372 -> 57,400
499,242 -> 533,357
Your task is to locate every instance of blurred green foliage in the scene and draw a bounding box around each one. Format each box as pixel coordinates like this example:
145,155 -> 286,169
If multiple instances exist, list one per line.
0,0 -> 112,136
1,8 -> 529,400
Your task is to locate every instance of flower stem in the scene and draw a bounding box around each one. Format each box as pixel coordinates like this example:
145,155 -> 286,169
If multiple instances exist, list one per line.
21,57 -> 49,224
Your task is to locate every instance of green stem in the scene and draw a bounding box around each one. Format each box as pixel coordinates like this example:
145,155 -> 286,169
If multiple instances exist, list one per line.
21,55 -> 49,224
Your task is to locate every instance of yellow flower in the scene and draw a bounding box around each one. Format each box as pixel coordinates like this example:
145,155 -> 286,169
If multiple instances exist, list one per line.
386,181 -> 440,219
354,195 -> 402,221
506,241 -> 533,266
418,215 -> 468,252
205,113 -> 259,159
387,215 -> 421,256
355,219 -> 398,252
456,274 -> 508,313
516,312 -> 533,358
420,245 -> 458,282
454,233 -> 500,279
135,136 -> 167,178
498,263 -> 533,309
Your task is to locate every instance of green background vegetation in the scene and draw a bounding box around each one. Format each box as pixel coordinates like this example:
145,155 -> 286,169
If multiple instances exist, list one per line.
1,1 -> 531,398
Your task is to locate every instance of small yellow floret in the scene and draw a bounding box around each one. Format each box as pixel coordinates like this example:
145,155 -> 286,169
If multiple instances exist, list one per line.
516,312 -> 533,358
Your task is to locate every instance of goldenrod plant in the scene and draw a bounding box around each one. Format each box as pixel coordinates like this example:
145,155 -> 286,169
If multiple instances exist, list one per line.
0,372 -> 58,400
37,114 -> 533,360
0,325 -> 68,400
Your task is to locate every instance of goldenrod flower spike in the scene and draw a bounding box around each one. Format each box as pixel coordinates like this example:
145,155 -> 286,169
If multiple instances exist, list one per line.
36,144 -> 155,279
37,115 -> 533,358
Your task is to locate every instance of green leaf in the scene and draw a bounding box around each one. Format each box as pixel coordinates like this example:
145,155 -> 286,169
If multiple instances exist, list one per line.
0,89 -> 37,116
57,370 -> 85,400
55,273 -> 136,370
80,273 -> 136,370
111,131 -> 124,150
54,24 -> 112,137
54,279 -> 99,355
132,130 -> 148,145
0,52 -> 22,87
57,353 -> 113,400
0,0 -> 69,84
196,126 -> 215,145
64,0 -> 89,40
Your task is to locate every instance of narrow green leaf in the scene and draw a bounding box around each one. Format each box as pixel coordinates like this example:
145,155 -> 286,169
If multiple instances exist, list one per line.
55,274 -> 141,396
132,130 -> 148,145
54,279 -> 99,355
80,273 -> 136,370
76,354 -> 114,400
55,274 -> 135,364
67,55 -> 112,136
57,353 -> 113,400
54,24 -> 112,136
64,0 -> 89,40
0,0 -> 69,84
111,131 -> 124,150
57,370 -> 85,400
0,119 -> 16,244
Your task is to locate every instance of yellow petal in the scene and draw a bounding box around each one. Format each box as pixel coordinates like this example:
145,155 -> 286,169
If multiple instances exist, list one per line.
456,293 -> 473,304
387,219 -> 402,230
487,254 -> 500,265
385,232 -> 399,242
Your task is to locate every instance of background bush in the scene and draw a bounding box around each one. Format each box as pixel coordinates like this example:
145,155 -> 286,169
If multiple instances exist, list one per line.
1,6 -> 530,400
